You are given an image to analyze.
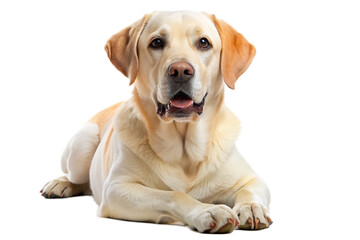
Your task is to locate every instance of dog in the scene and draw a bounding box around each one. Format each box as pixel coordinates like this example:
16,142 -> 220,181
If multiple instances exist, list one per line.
41,11 -> 272,233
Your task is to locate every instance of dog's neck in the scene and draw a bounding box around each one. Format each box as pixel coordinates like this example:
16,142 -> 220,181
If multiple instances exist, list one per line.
132,88 -> 225,170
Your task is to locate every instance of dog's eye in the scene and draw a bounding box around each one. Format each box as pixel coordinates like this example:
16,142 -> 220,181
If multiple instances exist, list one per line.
198,38 -> 211,49
150,38 -> 164,49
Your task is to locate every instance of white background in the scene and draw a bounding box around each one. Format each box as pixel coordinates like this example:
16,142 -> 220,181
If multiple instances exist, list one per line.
1,0 -> 359,239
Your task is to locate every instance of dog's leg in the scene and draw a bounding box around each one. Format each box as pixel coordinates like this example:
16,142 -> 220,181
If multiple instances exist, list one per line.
40,123 -> 100,198
61,123 -> 100,184
99,183 -> 240,233
232,177 -> 273,230
40,175 -> 91,198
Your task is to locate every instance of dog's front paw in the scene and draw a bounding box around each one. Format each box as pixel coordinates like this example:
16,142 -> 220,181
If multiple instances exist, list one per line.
187,204 -> 239,233
233,203 -> 272,230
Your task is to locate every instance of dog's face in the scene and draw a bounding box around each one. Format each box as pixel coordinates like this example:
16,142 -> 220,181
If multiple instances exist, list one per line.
137,12 -> 221,121
105,11 -> 256,122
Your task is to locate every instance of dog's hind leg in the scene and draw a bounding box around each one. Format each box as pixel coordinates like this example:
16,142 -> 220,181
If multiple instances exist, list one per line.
61,123 -> 100,184
40,176 -> 91,198
41,123 -> 100,198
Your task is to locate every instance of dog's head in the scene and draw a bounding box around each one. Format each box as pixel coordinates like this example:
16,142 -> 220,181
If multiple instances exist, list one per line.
105,11 -> 255,122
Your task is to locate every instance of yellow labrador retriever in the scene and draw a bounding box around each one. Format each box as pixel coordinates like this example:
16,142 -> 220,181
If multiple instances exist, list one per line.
41,11 -> 272,233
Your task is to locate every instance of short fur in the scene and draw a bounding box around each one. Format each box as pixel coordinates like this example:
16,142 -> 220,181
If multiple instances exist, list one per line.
41,11 -> 272,233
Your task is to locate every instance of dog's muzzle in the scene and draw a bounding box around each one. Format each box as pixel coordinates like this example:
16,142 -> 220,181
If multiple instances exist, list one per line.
156,61 -> 207,119
157,91 -> 208,118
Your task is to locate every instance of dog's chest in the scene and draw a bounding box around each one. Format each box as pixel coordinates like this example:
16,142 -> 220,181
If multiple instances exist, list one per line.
156,162 -> 200,193
146,122 -> 216,193
151,154 -> 216,198
149,143 -> 209,193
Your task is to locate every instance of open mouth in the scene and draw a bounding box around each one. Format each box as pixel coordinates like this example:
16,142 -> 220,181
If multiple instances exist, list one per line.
157,91 -> 207,118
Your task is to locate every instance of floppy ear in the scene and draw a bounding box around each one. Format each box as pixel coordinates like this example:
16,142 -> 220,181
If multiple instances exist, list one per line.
105,14 -> 152,85
212,15 -> 256,89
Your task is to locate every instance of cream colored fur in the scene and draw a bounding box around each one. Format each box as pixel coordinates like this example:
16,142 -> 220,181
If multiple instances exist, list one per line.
41,11 -> 271,233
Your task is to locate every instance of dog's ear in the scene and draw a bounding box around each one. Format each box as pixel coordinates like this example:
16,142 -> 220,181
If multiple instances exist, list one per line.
212,15 -> 256,89
105,14 -> 152,85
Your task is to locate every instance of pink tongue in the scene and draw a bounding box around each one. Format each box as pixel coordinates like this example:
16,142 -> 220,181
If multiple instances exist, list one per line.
170,99 -> 193,108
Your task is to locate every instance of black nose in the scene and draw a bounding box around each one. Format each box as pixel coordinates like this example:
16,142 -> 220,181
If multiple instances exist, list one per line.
168,62 -> 194,83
